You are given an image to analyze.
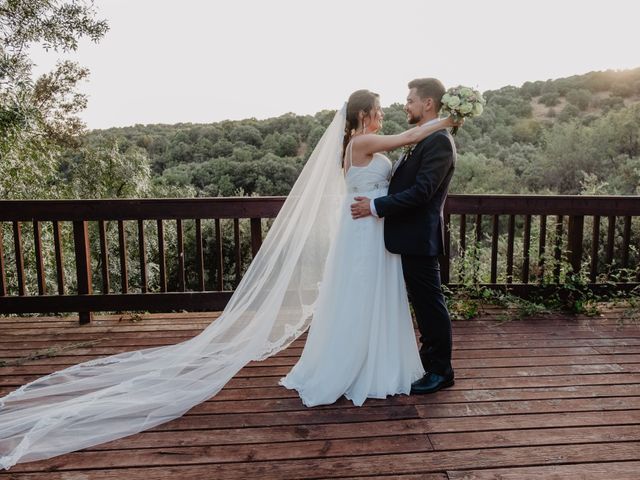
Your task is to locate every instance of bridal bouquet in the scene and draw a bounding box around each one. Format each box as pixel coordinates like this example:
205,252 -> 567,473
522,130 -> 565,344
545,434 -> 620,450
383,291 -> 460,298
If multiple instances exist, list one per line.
440,86 -> 486,135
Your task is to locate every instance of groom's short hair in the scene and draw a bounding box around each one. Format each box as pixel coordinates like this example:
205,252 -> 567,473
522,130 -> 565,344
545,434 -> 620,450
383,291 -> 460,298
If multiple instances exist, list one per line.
408,78 -> 445,111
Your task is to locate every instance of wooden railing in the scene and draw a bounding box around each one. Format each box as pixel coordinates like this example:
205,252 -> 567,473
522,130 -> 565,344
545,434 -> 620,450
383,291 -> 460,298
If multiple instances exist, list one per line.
442,195 -> 640,294
0,195 -> 638,323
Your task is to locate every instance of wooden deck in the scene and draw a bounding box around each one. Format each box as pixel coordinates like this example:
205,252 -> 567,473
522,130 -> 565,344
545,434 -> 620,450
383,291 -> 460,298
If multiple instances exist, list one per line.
1,307 -> 640,479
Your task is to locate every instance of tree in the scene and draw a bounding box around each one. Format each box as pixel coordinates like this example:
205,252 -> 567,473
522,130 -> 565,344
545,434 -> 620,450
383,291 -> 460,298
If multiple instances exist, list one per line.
0,0 -> 108,199
566,88 -> 592,111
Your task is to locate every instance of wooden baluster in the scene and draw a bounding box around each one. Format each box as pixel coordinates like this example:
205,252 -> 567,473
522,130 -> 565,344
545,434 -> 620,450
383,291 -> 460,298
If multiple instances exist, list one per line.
234,218 -> 241,288
13,221 -> 26,296
554,215 -> 563,283
590,216 -> 600,284
73,220 -> 93,324
506,215 -> 515,284
522,215 -> 531,284
474,214 -> 482,284
157,220 -> 167,292
138,219 -> 148,293
98,220 -> 110,294
538,215 -> 547,283
195,218 -> 205,291
621,216 -> 631,277
0,224 -> 6,296
606,215 -> 616,266
33,221 -> 47,295
567,215 -> 584,275
177,219 -> 185,292
440,213 -> 451,285
490,215 -> 499,283
475,214 -> 482,243
118,220 -> 128,294
53,221 -> 65,295
215,219 -> 224,291
459,214 -> 466,254
250,218 -> 262,258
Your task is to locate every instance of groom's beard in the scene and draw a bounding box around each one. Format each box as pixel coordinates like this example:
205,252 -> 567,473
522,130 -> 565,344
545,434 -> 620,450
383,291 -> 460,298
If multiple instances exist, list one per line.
407,113 -> 421,125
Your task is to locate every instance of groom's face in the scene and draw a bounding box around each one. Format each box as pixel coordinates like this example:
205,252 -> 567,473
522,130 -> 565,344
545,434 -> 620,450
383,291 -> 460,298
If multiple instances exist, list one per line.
404,88 -> 430,125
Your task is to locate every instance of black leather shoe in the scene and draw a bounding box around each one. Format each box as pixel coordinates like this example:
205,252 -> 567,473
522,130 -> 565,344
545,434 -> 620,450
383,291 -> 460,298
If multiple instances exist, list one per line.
410,372 -> 455,394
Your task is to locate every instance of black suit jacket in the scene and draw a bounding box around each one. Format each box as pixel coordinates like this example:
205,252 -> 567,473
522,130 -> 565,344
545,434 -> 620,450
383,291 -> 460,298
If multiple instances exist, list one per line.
373,129 -> 456,256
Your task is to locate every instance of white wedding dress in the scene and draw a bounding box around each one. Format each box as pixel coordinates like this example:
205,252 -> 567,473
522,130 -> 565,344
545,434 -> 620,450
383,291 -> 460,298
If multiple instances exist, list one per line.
280,143 -> 425,406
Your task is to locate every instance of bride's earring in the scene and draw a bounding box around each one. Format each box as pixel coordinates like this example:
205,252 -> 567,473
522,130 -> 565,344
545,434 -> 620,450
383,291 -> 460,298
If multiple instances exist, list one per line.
361,122 -> 366,134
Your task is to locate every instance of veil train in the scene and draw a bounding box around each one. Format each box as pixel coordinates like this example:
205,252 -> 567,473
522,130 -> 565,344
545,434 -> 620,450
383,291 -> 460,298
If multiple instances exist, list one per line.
0,105 -> 348,469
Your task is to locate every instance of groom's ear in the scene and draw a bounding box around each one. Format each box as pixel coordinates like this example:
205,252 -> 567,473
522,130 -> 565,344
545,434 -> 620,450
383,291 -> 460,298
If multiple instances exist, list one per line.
423,97 -> 433,111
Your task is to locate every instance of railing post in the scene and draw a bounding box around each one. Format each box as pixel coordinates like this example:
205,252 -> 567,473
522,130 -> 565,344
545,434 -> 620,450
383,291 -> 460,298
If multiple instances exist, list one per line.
250,218 -> 262,258
567,215 -> 584,275
73,220 -> 93,324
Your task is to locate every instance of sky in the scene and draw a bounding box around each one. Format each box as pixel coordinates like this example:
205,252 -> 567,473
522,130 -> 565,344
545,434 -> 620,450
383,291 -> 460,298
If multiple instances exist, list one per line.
30,0 -> 640,130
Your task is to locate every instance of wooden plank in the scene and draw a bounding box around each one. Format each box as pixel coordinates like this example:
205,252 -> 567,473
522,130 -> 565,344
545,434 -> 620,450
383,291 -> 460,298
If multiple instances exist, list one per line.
4,443 -> 639,480
3,195 -> 640,223
447,462 -> 640,480
431,424 -> 640,451
0,291 -> 233,313
414,396 -> 640,419
5,434 -> 433,473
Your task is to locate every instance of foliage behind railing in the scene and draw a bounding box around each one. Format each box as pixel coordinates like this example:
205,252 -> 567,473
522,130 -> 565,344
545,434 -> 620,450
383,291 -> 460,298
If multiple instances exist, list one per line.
0,195 -> 638,323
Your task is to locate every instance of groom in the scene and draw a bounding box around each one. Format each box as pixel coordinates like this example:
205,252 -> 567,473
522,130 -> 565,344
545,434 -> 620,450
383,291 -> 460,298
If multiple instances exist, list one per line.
350,78 -> 456,394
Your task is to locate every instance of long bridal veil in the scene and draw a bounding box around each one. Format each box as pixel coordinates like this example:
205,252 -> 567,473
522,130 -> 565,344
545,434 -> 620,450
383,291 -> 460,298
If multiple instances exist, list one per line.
0,105 -> 348,469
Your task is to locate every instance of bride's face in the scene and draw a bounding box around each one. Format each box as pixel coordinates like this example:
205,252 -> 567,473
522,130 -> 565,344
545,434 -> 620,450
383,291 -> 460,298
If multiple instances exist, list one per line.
363,99 -> 383,134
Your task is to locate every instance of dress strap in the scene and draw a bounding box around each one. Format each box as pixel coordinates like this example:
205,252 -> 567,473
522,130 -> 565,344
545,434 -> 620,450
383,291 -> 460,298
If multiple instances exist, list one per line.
344,139 -> 354,174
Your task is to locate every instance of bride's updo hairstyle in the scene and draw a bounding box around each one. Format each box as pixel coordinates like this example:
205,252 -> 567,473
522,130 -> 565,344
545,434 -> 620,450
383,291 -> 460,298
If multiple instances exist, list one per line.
342,89 -> 379,161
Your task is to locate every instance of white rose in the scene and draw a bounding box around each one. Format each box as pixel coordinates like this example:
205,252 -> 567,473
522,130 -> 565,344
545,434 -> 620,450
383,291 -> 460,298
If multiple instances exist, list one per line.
459,103 -> 473,114
447,95 -> 461,108
473,102 -> 484,115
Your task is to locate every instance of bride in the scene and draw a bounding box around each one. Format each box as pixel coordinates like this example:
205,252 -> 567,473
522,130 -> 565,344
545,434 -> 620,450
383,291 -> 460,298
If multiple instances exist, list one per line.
0,90 -> 455,469
280,89 -> 454,406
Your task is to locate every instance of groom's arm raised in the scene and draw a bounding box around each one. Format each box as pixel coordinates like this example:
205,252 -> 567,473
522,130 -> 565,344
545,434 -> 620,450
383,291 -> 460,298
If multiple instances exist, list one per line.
373,134 -> 454,218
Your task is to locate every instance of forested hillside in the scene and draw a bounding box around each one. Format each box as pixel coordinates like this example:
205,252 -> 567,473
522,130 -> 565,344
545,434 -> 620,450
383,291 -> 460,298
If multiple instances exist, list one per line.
73,67 -> 640,199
